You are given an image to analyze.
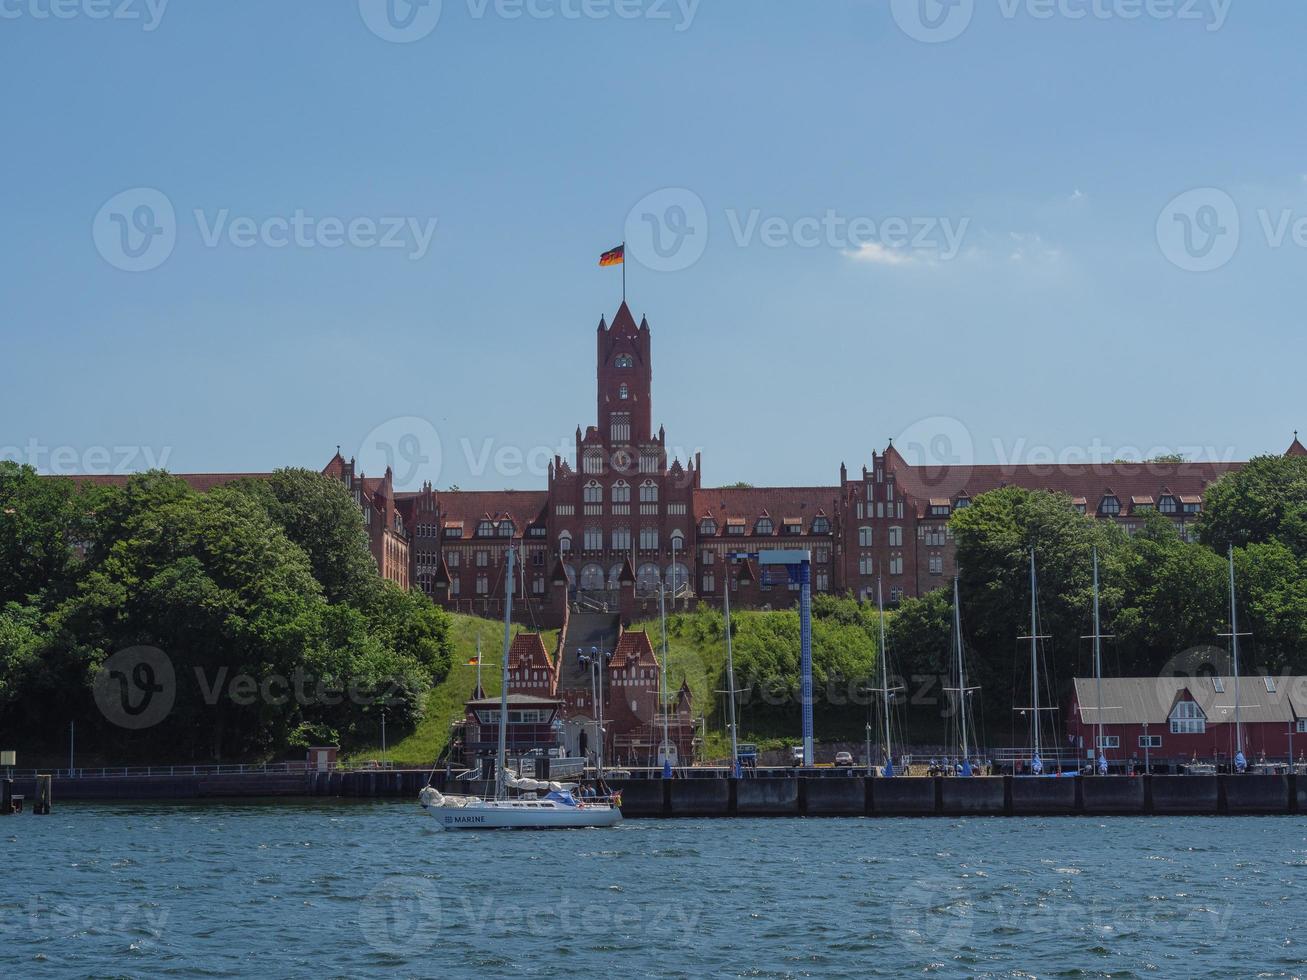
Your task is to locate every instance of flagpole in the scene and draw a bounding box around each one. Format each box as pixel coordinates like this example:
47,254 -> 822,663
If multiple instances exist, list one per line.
621,240 -> 626,303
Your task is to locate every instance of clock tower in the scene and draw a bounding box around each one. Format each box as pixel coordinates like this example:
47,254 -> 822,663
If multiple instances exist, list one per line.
596,301 -> 652,448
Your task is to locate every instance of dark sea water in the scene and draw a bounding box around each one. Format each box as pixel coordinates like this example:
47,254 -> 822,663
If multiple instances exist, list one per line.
3,802 -> 1307,978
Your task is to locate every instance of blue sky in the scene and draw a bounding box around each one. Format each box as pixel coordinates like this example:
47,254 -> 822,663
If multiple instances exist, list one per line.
4,0 -> 1305,491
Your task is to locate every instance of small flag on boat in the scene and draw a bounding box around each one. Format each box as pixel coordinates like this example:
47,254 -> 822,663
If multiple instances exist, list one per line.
599,244 -> 625,267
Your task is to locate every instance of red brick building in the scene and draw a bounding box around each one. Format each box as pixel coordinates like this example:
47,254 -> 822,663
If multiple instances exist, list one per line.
1069,675 -> 1307,767
62,301 -> 1304,621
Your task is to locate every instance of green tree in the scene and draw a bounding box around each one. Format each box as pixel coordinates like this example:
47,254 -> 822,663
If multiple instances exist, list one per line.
1200,455 -> 1307,557
0,462 -> 80,605
234,468 -> 378,605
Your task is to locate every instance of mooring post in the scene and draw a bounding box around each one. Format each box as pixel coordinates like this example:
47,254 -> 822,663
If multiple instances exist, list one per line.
35,775 -> 51,815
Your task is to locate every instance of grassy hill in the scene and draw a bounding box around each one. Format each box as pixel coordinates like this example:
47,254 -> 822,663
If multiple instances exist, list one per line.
351,602 -> 885,767
343,614 -> 557,767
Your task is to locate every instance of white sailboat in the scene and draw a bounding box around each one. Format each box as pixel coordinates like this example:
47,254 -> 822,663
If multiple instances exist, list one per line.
419,546 -> 622,829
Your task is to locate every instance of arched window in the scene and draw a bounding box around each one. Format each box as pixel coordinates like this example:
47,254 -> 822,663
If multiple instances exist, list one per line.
580,563 -> 606,591
640,481 -> 659,503
583,481 -> 603,504
670,529 -> 685,552
615,354 -> 634,368
666,562 -> 689,591
612,480 -> 631,503
636,562 -> 661,592
607,563 -> 625,588
558,531 -> 572,553
619,384 -> 629,400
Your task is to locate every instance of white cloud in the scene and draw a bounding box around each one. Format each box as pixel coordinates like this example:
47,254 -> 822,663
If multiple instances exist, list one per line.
844,242 -> 917,266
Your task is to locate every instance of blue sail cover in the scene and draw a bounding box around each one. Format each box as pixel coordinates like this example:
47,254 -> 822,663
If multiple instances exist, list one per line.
1031,754 -> 1043,776
1097,754 -> 1108,775
960,758 -> 973,777
884,758 -> 895,778
1235,751 -> 1248,773
545,790 -> 578,807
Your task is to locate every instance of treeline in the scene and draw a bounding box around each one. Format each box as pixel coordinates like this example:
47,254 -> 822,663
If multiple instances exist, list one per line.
0,465 -> 453,762
887,454 -> 1307,737
665,455 -> 1307,744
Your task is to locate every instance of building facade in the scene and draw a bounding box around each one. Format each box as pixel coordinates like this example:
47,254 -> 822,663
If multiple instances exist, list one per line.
68,300 -> 1305,622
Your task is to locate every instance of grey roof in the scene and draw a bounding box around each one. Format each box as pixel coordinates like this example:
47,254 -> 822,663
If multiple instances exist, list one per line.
1074,676 -> 1305,726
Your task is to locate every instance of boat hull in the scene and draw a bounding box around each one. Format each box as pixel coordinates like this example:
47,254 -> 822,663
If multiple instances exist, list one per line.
424,800 -> 622,830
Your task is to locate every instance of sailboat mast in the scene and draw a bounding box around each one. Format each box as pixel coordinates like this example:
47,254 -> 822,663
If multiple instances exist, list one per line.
1093,546 -> 1103,763
659,570 -> 670,766
1030,549 -> 1041,762
724,567 -> 739,776
1228,544 -> 1242,756
877,579 -> 892,768
496,546 -> 516,800
954,575 -> 968,764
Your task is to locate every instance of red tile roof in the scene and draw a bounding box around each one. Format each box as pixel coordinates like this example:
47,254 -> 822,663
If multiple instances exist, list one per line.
508,632 -> 554,671
610,629 -> 658,669
693,487 -> 839,535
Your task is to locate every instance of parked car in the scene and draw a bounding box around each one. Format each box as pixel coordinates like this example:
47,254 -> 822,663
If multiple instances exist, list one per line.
790,745 -> 806,766
834,751 -> 853,767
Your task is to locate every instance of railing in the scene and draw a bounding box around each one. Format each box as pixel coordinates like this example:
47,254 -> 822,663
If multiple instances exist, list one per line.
0,761 -> 378,780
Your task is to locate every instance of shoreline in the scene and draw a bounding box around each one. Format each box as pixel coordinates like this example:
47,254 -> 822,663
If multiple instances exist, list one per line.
3,771 -> 1303,817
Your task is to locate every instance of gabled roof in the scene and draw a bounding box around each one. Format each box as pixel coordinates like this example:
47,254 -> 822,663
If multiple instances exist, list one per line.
693,487 -> 840,535
610,629 -> 659,669
508,632 -> 554,672
1074,676 -> 1298,726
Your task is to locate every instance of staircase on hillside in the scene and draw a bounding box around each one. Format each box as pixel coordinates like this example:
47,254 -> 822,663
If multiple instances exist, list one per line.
557,611 -> 621,693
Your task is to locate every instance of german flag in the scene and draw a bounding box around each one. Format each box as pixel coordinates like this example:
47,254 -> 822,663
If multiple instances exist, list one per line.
466,657 -> 480,666
599,243 -> 625,267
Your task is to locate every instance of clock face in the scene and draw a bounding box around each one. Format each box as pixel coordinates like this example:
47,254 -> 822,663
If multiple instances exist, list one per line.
613,451 -> 631,469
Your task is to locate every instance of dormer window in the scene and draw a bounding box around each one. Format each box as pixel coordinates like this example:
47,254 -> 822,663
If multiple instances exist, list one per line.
755,517 -> 773,536
497,520 -> 513,537
699,518 -> 717,536
1100,495 -> 1121,516
477,520 -> 495,536
615,354 -> 634,368
1159,495 -> 1178,514
811,516 -> 830,534
783,519 -> 802,535
955,497 -> 970,510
